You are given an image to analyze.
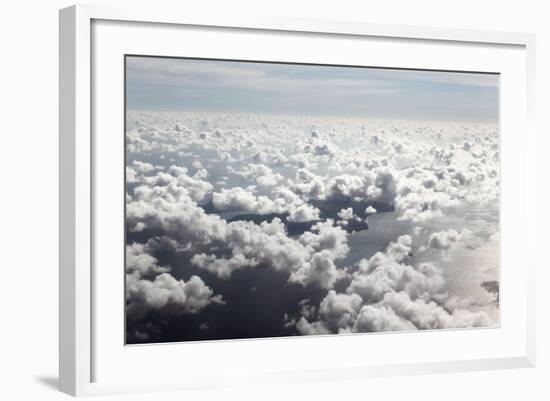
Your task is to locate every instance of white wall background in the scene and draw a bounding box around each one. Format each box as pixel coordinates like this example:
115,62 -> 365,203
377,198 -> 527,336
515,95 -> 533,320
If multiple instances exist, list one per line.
0,0 -> 547,399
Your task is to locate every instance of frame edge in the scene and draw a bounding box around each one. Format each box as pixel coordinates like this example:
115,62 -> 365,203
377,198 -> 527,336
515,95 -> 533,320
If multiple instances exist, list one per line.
59,5 -> 77,396
60,3 -> 537,395
524,33 -> 537,368
59,4 -> 92,397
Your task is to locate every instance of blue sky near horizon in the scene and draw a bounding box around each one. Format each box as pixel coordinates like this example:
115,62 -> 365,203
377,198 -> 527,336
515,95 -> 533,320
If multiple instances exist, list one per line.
126,56 -> 499,123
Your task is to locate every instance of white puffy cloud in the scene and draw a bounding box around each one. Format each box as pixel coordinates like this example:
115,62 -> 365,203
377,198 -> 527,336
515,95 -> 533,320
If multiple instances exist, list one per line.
125,240 -> 224,319
127,189 -> 227,245
296,233 -> 495,334
126,243 -> 169,279
133,160 -> 155,173
327,174 -> 373,200
427,229 -> 472,251
126,112 -> 499,224
347,236 -> 445,304
317,290 -> 363,332
288,250 -> 346,289
238,163 -> 283,187
131,165 -> 213,206
394,184 -> 459,222
212,187 -> 285,214
212,186 -> 321,221
290,168 -> 327,200
302,138 -> 337,158
365,206 -> 377,215
190,252 -> 258,279
299,220 -> 350,260
366,291 -> 491,330
353,304 -> 416,332
127,161 -> 157,184
272,186 -> 321,221
125,111 -> 500,338
289,166 -> 398,209
337,207 -> 356,221
127,273 -> 224,314
287,203 -> 320,222
288,153 -> 312,169
190,218 -> 349,289
128,167 -> 343,288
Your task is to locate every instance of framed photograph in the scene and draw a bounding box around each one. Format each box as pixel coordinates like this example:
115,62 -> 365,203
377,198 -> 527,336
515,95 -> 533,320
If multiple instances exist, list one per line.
59,4 -> 536,396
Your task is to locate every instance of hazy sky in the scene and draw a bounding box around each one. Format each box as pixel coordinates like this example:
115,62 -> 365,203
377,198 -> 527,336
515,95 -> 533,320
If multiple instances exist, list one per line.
126,56 -> 499,123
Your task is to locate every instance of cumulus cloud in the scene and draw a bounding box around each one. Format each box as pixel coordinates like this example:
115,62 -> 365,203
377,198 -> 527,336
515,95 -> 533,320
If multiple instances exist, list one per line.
238,163 -> 283,187
212,187 -> 285,214
353,304 -> 416,332
125,111 -> 500,341
347,236 -> 444,304
427,229 -> 472,251
287,203 -> 320,222
125,241 -> 224,320
337,207 -> 356,221
289,165 -> 399,214
127,273 -> 224,315
212,185 -> 321,221
365,206 -> 377,215
130,165 -> 213,207
296,233 -> 495,334
317,290 -> 363,332
299,220 -> 350,260
288,250 -> 346,289
126,243 -> 169,279
290,168 -> 327,200
190,218 -> 349,289
394,184 -> 459,222
191,252 -> 258,279
127,161 -> 157,184
128,165 -> 345,288
127,184 -> 226,245
378,291 -> 491,329
133,160 -> 155,173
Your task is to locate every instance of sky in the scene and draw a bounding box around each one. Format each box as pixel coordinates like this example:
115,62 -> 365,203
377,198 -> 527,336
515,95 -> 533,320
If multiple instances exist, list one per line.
126,55 -> 499,123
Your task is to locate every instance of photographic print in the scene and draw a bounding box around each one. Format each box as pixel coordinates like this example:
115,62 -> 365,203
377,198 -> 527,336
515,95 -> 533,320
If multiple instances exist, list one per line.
125,56 -> 500,344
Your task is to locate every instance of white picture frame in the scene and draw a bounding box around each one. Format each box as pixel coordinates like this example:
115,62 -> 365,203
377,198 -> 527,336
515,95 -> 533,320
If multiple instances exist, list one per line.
59,3 -> 536,397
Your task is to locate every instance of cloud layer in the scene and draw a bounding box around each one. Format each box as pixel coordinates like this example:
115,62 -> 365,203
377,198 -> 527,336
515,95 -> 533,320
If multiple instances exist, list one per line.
125,109 -> 500,343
